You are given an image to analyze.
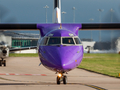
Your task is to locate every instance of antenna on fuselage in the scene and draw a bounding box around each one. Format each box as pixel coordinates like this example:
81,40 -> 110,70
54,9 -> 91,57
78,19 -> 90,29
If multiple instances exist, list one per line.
53,0 -> 61,23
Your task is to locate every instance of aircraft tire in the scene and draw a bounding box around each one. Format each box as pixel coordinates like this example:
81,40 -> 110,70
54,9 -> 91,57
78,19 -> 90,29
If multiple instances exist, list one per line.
0,61 -> 2,66
63,75 -> 67,84
57,76 -> 60,85
3,60 -> 6,67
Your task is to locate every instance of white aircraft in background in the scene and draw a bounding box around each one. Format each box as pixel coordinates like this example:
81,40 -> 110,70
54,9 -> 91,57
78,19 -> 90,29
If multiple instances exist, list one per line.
0,41 -> 9,66
0,31 -> 37,67
0,41 -> 37,67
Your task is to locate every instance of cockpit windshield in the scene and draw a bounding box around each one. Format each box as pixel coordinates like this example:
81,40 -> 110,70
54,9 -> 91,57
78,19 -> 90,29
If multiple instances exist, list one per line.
48,37 -> 61,45
40,37 -> 82,46
62,38 -> 74,44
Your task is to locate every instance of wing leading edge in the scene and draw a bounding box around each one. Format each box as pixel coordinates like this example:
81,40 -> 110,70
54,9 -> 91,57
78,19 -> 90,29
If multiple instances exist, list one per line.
0,24 -> 37,30
0,23 -> 120,30
10,46 -> 37,52
81,23 -> 120,30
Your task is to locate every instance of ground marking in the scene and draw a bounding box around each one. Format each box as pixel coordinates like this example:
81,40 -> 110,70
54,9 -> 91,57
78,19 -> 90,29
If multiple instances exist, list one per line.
0,73 -> 46,76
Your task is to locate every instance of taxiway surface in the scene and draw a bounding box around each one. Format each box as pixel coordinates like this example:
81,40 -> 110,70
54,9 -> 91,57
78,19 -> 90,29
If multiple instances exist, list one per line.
0,57 -> 120,90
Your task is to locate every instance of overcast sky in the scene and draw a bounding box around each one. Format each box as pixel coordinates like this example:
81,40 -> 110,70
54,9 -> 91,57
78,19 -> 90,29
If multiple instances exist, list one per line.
0,0 -> 120,41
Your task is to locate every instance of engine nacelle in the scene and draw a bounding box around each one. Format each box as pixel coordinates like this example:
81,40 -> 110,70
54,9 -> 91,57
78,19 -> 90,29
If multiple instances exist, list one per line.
2,49 -> 7,56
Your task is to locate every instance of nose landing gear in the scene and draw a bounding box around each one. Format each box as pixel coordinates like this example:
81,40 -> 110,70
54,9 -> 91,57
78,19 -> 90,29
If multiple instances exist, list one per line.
0,58 -> 6,67
56,73 -> 67,85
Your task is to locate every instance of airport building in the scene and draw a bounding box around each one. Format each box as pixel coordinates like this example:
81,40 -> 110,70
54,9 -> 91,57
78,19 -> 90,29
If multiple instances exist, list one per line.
0,32 -> 39,53
12,38 -> 38,48
2,31 -> 39,48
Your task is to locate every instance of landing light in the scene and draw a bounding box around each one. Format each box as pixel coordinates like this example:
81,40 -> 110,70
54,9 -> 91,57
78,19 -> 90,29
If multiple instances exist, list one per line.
58,73 -> 62,77
48,34 -> 54,36
69,33 -> 74,36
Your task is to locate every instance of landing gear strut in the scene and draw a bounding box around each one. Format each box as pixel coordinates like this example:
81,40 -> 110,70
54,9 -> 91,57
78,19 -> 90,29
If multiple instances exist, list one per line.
56,73 -> 67,85
0,58 -> 6,67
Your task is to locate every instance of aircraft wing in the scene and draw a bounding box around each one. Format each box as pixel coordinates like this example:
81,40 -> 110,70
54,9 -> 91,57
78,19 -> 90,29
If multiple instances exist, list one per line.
0,23 -> 120,30
81,23 -> 120,30
9,46 -> 37,52
0,24 -> 37,30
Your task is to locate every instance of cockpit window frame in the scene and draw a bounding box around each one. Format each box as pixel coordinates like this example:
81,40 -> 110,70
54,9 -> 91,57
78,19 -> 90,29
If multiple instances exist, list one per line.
39,37 -> 49,46
73,36 -> 82,45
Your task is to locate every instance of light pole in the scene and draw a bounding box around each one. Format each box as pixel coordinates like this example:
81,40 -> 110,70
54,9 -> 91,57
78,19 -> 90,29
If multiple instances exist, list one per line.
62,11 -> 66,23
110,8 -> 114,50
0,10 -> 2,23
98,9 -> 104,42
89,18 -> 94,41
110,8 -> 114,22
98,9 -> 104,22
43,5 -> 49,23
72,7 -> 75,23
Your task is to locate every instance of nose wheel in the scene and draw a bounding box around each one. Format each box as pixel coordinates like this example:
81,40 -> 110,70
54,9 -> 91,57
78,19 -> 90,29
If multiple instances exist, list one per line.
0,58 -> 6,67
56,73 -> 67,85
63,76 -> 67,84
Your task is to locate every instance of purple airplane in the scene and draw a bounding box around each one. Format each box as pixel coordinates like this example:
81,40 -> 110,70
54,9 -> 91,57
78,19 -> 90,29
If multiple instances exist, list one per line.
37,23 -> 83,84
0,0 -> 120,85
37,0 -> 83,84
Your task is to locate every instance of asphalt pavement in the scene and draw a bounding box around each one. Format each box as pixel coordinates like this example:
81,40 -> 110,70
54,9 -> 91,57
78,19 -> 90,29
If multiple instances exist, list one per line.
0,57 -> 120,90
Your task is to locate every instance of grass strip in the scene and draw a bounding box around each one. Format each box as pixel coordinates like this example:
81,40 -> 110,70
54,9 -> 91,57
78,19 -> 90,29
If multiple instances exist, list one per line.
9,53 -> 38,57
78,53 -> 120,78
